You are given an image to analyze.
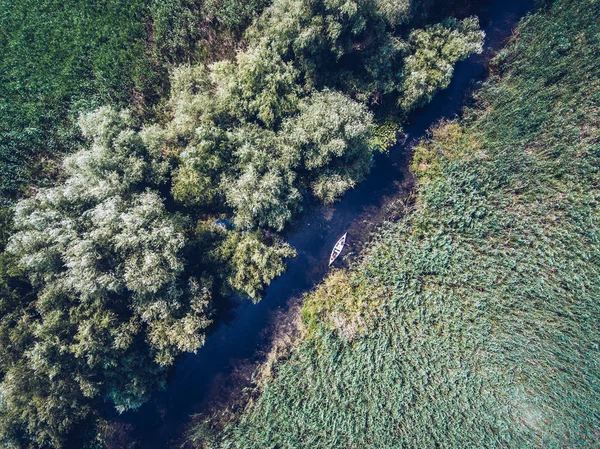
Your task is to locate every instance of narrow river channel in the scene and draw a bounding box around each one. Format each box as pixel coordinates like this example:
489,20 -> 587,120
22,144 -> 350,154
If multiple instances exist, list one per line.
120,1 -> 534,446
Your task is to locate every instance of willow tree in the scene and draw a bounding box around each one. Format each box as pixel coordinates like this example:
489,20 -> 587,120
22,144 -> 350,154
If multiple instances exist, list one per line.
223,125 -> 302,231
283,90 -> 375,204
0,107 -> 212,448
166,0 -> 485,224
217,231 -> 296,301
399,17 -> 484,111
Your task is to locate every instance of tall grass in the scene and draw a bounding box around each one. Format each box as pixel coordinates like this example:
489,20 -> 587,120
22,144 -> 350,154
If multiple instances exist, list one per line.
205,0 -> 600,447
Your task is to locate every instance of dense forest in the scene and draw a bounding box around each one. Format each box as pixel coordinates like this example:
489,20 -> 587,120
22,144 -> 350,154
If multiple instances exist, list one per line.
1,0 -> 598,447
203,0 -> 600,447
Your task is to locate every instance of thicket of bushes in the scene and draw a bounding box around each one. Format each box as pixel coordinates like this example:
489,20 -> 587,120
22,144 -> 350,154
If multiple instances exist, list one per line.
206,0 -> 600,447
165,0 -> 483,230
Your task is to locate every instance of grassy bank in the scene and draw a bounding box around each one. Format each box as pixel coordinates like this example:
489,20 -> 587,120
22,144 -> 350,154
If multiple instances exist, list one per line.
207,0 -> 600,447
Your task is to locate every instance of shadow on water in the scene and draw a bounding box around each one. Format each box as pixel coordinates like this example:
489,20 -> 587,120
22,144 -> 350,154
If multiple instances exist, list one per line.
118,0 -> 534,446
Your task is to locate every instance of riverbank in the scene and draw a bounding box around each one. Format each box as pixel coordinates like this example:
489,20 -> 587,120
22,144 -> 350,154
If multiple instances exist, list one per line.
115,2 -> 536,448
207,0 -> 600,447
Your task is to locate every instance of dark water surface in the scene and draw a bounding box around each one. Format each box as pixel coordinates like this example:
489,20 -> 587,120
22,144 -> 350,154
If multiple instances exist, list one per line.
120,1 -> 534,446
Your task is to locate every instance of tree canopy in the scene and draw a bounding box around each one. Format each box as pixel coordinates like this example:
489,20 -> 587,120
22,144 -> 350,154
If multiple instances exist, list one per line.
399,17 -> 484,111
0,108 -> 212,447
165,0 -> 484,230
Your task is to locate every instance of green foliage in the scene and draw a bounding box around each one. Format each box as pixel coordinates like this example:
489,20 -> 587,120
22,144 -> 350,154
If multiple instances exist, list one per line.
376,0 -> 412,27
211,1 -> 600,447
218,232 -> 296,301
169,58 -> 376,228
164,0 -> 483,226
169,86 -> 375,227
399,16 -> 484,111
203,0 -> 272,30
151,0 -> 207,59
249,0 -> 482,105
211,43 -> 302,128
224,162 -> 298,231
0,209 -> 34,377
1,0 -> 491,446
223,126 -> 302,231
300,269 -> 383,339
248,0 -> 414,102
167,64 -> 217,139
283,91 -> 375,204
172,125 -> 229,208
247,0 -> 390,102
150,0 -> 270,60
0,108 -> 213,448
370,120 -> 402,152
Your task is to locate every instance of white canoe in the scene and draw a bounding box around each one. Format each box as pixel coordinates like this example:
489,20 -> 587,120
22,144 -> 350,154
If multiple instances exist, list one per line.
329,233 -> 347,266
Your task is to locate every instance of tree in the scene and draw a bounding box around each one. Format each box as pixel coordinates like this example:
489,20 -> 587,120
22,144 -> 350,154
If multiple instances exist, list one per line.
376,0 -> 412,27
172,125 -> 229,208
218,231 -> 296,301
167,64 -> 217,140
162,2 -> 484,217
249,0 -> 403,102
223,125 -> 302,231
0,107 -> 212,447
150,0 -> 270,62
211,43 -> 302,128
283,91 -> 375,204
398,17 -> 484,111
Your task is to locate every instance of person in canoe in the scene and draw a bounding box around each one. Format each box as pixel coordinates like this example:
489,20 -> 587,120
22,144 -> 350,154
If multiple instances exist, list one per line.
329,233 -> 347,266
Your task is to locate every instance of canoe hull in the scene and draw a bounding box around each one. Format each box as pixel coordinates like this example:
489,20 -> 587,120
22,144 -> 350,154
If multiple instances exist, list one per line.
329,233 -> 347,266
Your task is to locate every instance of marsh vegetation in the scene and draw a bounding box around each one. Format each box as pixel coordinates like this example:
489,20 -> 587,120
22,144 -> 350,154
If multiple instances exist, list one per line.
199,0 -> 600,447
0,0 -> 494,447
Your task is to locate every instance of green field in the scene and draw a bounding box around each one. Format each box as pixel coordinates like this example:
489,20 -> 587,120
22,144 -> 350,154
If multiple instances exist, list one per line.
0,0 -> 157,204
210,0 -> 600,447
